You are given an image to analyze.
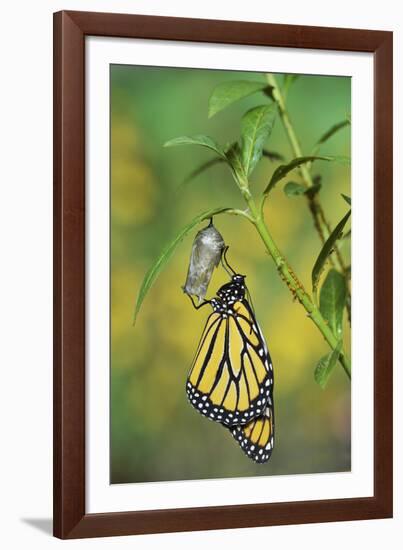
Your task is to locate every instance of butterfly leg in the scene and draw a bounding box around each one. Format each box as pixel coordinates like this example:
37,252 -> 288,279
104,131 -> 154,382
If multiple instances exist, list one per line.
186,294 -> 211,310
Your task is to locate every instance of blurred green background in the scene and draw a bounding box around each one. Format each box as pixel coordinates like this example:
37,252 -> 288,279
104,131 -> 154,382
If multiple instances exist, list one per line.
110,65 -> 351,484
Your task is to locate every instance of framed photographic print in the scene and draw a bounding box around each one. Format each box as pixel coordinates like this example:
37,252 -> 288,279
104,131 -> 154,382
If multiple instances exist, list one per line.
53,10 -> 393,539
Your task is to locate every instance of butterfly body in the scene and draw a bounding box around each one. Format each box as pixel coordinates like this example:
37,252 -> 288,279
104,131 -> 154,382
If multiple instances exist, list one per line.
186,274 -> 274,432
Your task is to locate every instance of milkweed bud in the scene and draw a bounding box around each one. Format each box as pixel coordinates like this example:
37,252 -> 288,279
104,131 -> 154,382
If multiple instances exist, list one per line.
183,219 -> 225,303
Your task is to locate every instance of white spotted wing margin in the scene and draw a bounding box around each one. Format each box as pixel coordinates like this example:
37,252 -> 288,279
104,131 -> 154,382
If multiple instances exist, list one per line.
230,404 -> 275,463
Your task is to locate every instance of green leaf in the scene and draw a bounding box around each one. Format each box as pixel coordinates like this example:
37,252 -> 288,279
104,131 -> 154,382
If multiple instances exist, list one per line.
341,194 -> 351,205
179,158 -> 224,188
316,119 -> 350,145
264,156 -> 330,195
164,135 -> 227,160
284,181 -> 306,197
329,155 -> 351,165
319,269 -> 347,338
225,141 -> 247,183
312,210 -> 351,299
241,104 -> 276,176
133,207 -> 231,324
262,149 -> 285,162
314,341 -> 343,389
208,80 -> 272,118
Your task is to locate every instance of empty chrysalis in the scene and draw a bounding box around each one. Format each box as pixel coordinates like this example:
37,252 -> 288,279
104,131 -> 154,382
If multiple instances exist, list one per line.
183,219 -> 225,303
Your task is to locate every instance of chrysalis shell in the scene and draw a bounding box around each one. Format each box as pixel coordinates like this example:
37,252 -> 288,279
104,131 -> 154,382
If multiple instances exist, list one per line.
183,220 -> 225,303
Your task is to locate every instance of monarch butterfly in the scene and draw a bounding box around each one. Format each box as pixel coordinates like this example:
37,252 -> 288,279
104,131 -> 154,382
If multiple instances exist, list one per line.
186,251 -> 274,433
230,405 -> 274,463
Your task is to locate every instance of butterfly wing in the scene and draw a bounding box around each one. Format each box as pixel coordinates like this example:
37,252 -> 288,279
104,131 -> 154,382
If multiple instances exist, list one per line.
186,297 -> 273,426
230,404 -> 274,463
186,311 -> 229,422
231,298 -> 274,419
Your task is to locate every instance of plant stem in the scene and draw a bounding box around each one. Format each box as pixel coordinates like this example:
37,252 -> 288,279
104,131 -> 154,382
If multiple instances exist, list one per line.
266,75 -> 315,187
240,188 -> 351,379
265,73 -> 351,320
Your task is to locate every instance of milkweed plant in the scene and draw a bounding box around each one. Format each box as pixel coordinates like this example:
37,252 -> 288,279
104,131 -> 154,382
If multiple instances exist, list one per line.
134,74 -> 351,388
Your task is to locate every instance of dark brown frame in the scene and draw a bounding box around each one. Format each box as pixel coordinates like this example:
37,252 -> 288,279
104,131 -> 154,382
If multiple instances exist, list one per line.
53,10 -> 393,539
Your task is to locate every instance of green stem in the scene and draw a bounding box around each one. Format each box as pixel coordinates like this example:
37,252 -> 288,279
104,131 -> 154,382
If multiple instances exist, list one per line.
240,187 -> 351,379
225,208 -> 254,223
266,72 -> 351,320
266,74 -> 317,191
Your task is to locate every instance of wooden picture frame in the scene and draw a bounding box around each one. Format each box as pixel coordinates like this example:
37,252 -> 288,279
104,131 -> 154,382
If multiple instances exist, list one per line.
53,10 -> 393,539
